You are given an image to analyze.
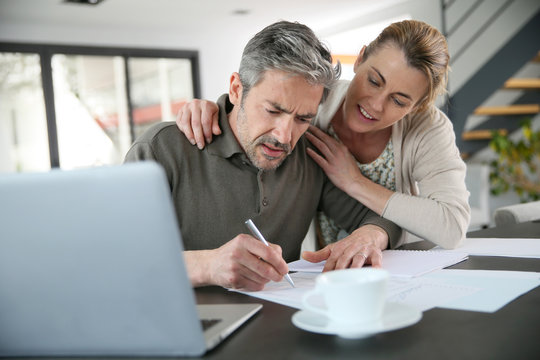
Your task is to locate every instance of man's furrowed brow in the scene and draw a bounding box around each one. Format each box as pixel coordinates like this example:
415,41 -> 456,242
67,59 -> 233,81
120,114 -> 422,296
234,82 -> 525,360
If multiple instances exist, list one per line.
269,102 -> 292,114
269,102 -> 317,119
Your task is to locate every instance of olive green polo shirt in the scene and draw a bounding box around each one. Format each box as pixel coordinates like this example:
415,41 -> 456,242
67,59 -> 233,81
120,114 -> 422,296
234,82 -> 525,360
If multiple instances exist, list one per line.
125,95 -> 401,261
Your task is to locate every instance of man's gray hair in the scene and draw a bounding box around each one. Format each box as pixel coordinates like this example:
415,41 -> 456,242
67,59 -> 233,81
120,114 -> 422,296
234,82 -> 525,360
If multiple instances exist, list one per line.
239,21 -> 340,103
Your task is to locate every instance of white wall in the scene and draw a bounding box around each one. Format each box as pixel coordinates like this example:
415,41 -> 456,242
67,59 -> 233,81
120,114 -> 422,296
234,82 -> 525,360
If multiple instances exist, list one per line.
0,20 -> 232,101
0,0 -> 444,101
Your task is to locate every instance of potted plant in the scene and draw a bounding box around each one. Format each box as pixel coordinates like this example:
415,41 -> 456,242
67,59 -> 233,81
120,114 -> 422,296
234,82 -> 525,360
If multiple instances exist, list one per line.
489,118 -> 540,202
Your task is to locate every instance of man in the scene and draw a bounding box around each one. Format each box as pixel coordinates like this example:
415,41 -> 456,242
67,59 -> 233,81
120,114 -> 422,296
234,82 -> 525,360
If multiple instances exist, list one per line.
125,21 -> 401,291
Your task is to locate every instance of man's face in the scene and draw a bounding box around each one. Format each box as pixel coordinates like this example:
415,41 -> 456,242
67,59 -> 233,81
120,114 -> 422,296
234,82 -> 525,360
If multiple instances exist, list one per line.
229,69 -> 324,171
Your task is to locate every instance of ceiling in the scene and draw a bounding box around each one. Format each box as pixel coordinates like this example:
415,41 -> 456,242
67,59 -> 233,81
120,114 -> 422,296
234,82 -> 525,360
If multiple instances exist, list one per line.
0,0 -> 407,45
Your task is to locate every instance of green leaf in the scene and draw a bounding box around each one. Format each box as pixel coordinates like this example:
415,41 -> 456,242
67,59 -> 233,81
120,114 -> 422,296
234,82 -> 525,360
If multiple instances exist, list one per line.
487,116 -> 540,202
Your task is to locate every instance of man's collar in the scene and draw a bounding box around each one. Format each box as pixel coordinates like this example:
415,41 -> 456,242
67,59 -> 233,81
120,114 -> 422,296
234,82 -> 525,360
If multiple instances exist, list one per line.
206,94 -> 245,159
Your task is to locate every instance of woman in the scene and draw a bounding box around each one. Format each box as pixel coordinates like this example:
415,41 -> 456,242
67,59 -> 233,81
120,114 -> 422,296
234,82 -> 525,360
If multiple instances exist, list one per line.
176,20 -> 470,262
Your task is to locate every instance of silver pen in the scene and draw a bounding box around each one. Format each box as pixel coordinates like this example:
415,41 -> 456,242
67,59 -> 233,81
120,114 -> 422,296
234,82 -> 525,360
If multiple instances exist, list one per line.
245,219 -> 295,288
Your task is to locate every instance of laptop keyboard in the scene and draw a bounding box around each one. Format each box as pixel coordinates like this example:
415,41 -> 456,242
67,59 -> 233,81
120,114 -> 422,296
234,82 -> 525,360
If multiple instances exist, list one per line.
201,318 -> 222,331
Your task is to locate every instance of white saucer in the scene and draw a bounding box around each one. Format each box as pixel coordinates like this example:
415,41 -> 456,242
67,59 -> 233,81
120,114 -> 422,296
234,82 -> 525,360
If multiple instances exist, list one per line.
291,302 -> 422,339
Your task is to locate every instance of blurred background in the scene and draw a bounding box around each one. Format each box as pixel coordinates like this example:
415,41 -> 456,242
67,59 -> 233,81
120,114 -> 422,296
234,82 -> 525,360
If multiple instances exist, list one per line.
0,0 -> 539,228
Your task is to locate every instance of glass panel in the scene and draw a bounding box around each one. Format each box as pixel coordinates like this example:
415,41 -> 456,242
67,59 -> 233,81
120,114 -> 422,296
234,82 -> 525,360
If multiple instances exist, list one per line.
51,54 -> 131,169
0,52 -> 50,173
128,58 -> 194,139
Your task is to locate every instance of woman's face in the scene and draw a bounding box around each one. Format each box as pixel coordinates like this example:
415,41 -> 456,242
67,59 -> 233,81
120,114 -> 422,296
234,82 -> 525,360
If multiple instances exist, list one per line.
342,44 -> 428,134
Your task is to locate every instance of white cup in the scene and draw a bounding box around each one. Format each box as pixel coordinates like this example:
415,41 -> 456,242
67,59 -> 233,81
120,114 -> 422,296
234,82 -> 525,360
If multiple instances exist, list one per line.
302,268 -> 389,325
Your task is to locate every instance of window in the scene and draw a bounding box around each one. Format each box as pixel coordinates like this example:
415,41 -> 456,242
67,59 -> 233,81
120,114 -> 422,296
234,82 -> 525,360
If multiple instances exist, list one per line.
0,53 -> 50,172
128,57 -> 194,140
0,43 -> 199,172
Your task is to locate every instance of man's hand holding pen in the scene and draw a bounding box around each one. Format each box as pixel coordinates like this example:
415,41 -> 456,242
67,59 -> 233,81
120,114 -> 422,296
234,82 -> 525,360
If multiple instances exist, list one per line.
184,232 -> 290,292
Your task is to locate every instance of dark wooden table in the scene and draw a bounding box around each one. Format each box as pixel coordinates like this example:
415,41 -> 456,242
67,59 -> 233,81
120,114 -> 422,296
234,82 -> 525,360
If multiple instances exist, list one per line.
192,221 -> 540,359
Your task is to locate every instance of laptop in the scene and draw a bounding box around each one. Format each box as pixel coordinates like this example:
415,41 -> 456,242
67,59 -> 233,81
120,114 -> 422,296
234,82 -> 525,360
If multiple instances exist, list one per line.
0,162 -> 262,357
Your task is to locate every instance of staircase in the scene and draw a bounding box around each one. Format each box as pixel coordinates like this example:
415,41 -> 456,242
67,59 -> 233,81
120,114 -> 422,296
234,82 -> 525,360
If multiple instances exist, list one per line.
459,51 -> 540,157
441,0 -> 540,158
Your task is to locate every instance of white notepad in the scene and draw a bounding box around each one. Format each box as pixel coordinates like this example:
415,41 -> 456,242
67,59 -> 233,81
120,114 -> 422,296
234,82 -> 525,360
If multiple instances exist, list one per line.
288,249 -> 468,277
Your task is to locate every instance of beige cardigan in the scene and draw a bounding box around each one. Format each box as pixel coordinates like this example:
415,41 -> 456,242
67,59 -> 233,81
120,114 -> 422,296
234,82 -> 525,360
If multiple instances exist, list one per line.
314,81 -> 471,249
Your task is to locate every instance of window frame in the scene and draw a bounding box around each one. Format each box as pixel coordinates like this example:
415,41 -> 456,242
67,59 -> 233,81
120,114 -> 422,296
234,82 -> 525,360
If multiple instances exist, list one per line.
0,42 -> 200,169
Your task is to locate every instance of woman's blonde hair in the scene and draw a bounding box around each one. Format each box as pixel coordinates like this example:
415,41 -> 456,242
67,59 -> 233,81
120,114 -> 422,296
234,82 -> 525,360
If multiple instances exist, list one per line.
363,20 -> 449,113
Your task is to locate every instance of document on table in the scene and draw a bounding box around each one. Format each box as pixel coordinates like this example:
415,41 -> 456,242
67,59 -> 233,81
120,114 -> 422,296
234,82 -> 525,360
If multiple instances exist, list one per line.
423,269 -> 540,312
234,270 -> 540,313
288,249 -> 468,277
234,271 -> 479,312
235,272 -> 318,310
435,237 -> 540,258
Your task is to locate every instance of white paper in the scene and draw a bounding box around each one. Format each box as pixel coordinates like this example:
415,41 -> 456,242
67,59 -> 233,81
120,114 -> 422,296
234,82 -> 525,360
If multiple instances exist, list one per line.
423,269 -> 540,312
287,260 -> 325,273
386,277 -> 480,311
234,271 -> 480,312
436,238 -> 540,258
235,272 -> 318,309
234,269 -> 540,313
288,249 -> 468,277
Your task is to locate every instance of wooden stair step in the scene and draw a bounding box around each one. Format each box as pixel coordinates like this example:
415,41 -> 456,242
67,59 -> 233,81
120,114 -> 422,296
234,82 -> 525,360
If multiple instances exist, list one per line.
503,78 -> 540,90
473,104 -> 540,116
533,51 -> 540,63
462,129 -> 508,141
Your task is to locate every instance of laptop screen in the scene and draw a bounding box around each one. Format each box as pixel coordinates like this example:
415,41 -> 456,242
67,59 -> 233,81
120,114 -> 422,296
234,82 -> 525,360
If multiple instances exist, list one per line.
0,162 -> 209,356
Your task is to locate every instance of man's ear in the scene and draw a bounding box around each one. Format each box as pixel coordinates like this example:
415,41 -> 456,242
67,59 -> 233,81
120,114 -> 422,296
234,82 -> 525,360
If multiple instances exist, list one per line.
229,72 -> 243,105
353,46 -> 367,73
